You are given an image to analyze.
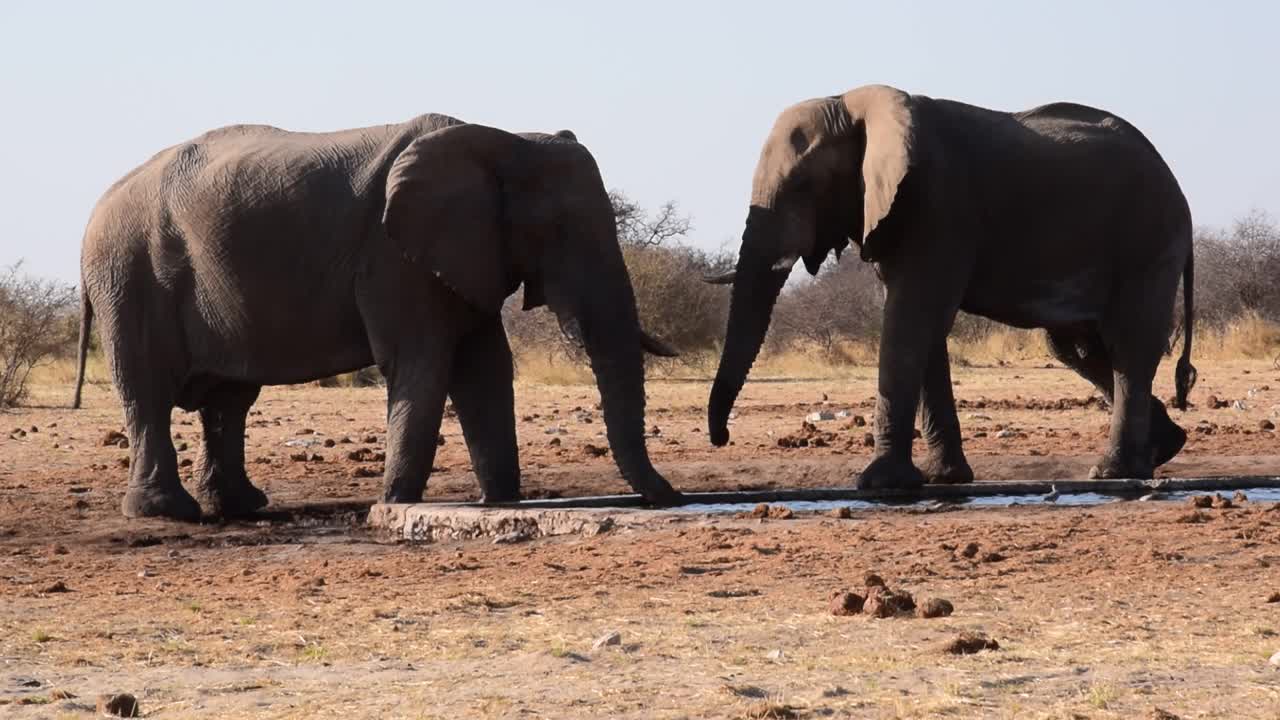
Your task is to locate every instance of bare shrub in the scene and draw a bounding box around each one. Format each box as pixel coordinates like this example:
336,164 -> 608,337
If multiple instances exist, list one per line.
504,191 -> 732,372
769,258 -> 883,361
0,263 -> 77,409
1194,210 -> 1280,329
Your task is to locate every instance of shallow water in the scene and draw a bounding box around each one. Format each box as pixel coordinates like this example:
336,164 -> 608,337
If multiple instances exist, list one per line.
677,487 -> 1280,515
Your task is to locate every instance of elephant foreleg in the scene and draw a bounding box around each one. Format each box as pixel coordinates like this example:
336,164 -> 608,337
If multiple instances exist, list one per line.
380,343 -> 453,504
918,340 -> 973,484
195,382 -> 268,517
448,318 -> 521,503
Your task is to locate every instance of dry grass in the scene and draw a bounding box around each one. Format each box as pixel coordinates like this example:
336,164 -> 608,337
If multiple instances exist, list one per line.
20,317 -> 1280,401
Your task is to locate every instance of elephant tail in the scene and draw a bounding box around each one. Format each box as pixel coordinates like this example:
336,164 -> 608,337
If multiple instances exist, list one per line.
1173,252 -> 1196,411
71,286 -> 92,410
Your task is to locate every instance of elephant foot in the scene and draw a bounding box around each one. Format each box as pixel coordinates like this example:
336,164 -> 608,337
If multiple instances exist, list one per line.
920,452 -> 975,485
197,475 -> 269,519
857,455 -> 925,492
1088,454 -> 1153,480
1149,419 -> 1187,468
122,484 -> 202,522
479,485 -> 522,504
637,484 -> 683,507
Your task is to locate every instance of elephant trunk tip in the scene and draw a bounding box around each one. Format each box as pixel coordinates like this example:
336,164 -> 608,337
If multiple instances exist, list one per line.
709,424 -> 730,447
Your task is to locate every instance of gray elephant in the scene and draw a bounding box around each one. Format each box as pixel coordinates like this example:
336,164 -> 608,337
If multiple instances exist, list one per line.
72,114 -> 682,521
707,85 -> 1196,489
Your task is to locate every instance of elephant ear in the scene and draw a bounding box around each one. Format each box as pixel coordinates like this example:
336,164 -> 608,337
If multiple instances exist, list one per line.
842,85 -> 915,251
383,124 -> 515,314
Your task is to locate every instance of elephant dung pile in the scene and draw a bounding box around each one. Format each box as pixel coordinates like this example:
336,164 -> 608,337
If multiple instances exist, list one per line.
828,574 -> 954,620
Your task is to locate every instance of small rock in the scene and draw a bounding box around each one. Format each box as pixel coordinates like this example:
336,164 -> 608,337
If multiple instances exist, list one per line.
1187,495 -> 1213,509
49,688 -> 75,700
363,434 -> 378,443
766,649 -> 784,661
918,598 -> 954,618
581,443 -> 609,458
1260,419 -> 1276,431
1265,592 -> 1280,603
1234,490 -> 1249,504
1210,493 -> 1233,509
1271,649 -> 1280,666
851,414 -> 867,427
863,572 -> 886,588
592,631 -> 622,650
1148,709 -> 1182,720
298,428 -> 315,435
308,453 -> 325,463
828,591 -> 865,616
959,542 -> 980,559
101,430 -> 127,447
980,551 -> 1006,563
942,632 -> 999,655
116,457 -> 130,469
323,438 -> 336,448
352,466 -> 380,479
827,506 -> 852,519
289,452 -> 308,462
1175,511 -> 1210,524
137,569 -> 153,579
178,458 -> 193,468
995,429 -> 1017,439
750,503 -> 771,519
862,433 -> 875,448
96,693 -> 140,717
968,413 -> 992,420
806,410 -> 836,422
43,580 -> 70,593
50,544 -> 68,555
767,505 -> 794,520
548,437 -> 561,447
972,431 -> 988,438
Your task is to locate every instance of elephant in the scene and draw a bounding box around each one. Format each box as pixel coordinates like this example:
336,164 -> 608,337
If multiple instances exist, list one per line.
72,113 -> 683,521
706,84 -> 1196,490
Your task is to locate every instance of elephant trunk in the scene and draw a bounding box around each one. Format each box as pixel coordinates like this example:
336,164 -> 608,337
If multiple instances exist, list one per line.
708,217 -> 788,446
573,272 -> 681,506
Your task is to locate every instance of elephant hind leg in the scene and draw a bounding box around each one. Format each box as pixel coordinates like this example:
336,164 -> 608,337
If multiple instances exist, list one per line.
1047,327 -> 1185,473
100,306 -> 200,521
194,381 -> 267,518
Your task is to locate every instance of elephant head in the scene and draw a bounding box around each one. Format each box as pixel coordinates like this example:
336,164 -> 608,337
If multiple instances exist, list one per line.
382,123 -> 681,504
707,85 -> 914,445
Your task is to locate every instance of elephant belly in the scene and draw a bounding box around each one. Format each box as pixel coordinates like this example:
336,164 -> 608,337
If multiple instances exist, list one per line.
961,269 -> 1107,330
183,285 -> 374,386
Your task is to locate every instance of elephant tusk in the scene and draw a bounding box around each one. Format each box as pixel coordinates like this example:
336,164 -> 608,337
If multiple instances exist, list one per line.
640,330 -> 679,358
702,270 -> 736,285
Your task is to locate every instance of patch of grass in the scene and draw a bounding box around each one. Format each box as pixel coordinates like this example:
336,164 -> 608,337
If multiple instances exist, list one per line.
741,697 -> 801,719
185,600 -> 203,613
234,616 -> 257,626
1085,682 -> 1119,710
298,643 -> 328,663
32,629 -> 52,643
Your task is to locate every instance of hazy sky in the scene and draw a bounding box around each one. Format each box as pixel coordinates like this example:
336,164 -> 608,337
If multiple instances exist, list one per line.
3,1 -> 1276,283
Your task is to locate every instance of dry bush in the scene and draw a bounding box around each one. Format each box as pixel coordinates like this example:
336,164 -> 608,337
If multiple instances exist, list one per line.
504,191 -> 732,378
768,258 -> 883,362
0,263 -> 77,409
1194,210 -> 1280,329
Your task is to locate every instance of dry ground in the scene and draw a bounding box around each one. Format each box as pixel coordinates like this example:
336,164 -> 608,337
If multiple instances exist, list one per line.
2,357 -> 1280,718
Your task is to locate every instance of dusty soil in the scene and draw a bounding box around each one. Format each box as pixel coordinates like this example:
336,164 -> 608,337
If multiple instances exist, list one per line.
2,359 -> 1280,718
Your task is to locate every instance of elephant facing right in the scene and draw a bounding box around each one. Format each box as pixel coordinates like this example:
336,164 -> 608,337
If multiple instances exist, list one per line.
708,85 -> 1197,489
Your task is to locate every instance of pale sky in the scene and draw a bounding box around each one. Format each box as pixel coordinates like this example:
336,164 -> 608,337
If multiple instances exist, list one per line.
2,1 -> 1276,283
